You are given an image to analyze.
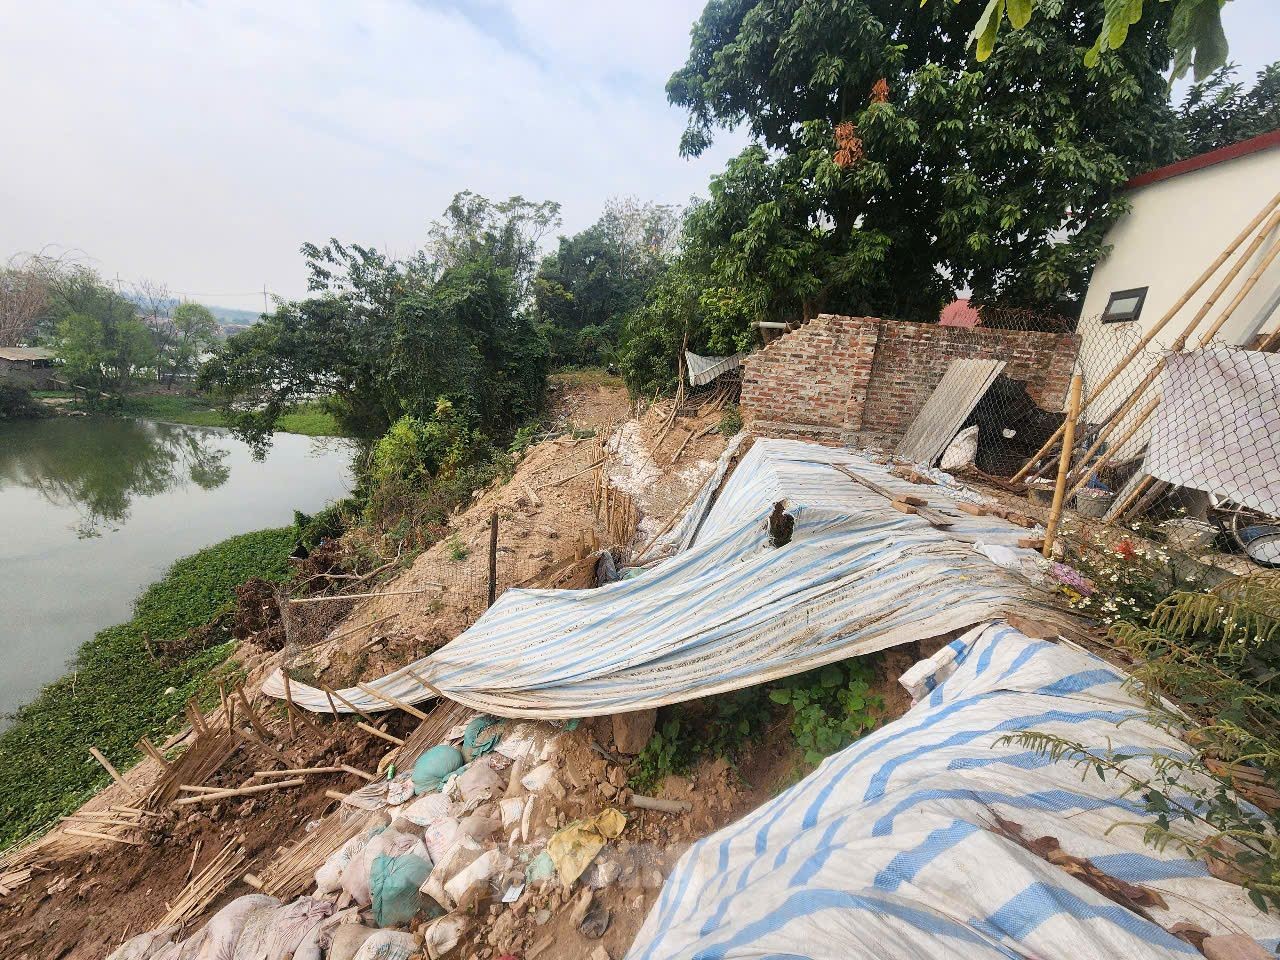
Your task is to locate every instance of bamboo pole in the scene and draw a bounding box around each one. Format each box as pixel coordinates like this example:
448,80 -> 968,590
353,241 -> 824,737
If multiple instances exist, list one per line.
487,508 -> 499,608
1109,474 -> 1157,521
282,673 -> 298,739
320,683 -> 378,725
1196,236 -> 1280,345
88,747 -> 139,798
1012,193 -> 1280,482
1062,363 -> 1163,484
1065,395 -> 1161,501
235,687 -> 274,741
252,766 -> 344,777
356,722 -> 405,746
64,828 -> 144,846
340,764 -> 376,781
288,586 -> 442,605
323,688 -> 339,721
172,778 -> 306,806
404,667 -> 445,700
355,682 -> 429,720
1042,374 -> 1083,558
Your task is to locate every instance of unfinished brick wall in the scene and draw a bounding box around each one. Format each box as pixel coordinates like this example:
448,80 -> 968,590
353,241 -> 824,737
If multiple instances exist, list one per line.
740,313 -> 1079,444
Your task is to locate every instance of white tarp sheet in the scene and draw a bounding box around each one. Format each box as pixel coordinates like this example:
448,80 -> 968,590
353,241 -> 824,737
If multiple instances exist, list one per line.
1145,347 -> 1280,515
265,440 -> 1059,718
627,621 -> 1280,959
685,350 -> 746,387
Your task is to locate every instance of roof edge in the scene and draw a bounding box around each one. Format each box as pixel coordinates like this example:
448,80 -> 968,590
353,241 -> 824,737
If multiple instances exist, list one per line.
1125,129 -> 1280,191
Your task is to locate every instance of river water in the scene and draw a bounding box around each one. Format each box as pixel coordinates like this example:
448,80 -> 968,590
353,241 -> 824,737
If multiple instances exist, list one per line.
0,416 -> 352,722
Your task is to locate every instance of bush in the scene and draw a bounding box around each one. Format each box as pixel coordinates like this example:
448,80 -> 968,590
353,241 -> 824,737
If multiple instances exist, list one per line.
719,403 -> 742,437
0,383 -> 40,421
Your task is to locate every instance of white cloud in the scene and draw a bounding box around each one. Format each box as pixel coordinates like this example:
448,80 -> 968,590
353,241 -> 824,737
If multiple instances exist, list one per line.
0,0 -> 744,303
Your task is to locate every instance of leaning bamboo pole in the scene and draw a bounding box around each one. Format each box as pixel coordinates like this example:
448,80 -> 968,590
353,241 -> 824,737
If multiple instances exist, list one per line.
1065,395 -> 1162,501
1196,235 -> 1280,346
1042,374 -> 1082,558
1012,193 -> 1280,483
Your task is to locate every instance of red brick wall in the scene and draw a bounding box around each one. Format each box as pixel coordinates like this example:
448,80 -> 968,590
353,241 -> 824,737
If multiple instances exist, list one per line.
740,313 -> 1078,443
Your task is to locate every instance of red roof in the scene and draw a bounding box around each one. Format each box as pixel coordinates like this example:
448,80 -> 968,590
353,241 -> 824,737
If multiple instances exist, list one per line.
939,298 -> 981,328
1126,129 -> 1280,191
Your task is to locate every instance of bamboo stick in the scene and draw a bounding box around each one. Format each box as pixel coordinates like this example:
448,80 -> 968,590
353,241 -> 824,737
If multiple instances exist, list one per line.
235,687 -> 274,741
1012,193 -> 1280,482
356,722 -> 405,746
1065,395 -> 1161,501
282,673 -> 298,739
1063,363 -> 1163,483
320,683 -> 378,725
541,458 -> 606,489
88,747 -> 139,798
288,586 -> 442,605
178,784 -> 227,794
1110,474 -> 1157,521
172,778 -> 306,806
1043,374 -> 1083,558
355,682 -> 429,720
64,827 -> 144,846
323,688 -> 339,720
341,764 -> 377,781
403,668 -> 445,700
252,766 -> 344,777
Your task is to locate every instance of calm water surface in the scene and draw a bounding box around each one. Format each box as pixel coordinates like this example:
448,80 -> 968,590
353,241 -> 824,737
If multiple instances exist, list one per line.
0,416 -> 352,722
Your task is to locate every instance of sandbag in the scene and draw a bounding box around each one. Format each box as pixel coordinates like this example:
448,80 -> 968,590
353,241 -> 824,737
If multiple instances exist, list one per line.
193,894 -> 279,960
232,897 -> 333,960
421,835 -> 483,911
458,808 -> 501,843
456,758 -> 505,805
293,906 -> 360,960
443,848 -> 512,907
423,816 -> 462,864
352,930 -> 418,960
342,828 -> 421,907
412,745 -> 464,794
106,926 -> 180,960
328,925 -> 377,960
400,791 -> 454,827
370,852 -> 433,928
316,830 -> 375,895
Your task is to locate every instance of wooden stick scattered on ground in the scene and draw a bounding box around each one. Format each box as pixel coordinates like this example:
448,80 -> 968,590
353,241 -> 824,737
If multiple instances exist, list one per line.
541,458 -> 606,490
340,764 -> 376,781
172,778 -> 306,806
88,747 -> 139,798
356,722 -> 405,746
404,668 -> 444,700
64,828 -> 144,846
252,766 -> 344,777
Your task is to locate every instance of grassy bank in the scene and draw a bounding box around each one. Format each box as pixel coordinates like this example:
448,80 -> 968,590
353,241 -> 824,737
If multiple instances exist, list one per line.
0,527 -> 297,849
121,394 -> 343,437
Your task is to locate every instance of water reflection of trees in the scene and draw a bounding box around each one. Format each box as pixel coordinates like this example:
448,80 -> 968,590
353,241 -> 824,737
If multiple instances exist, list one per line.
0,418 -> 231,536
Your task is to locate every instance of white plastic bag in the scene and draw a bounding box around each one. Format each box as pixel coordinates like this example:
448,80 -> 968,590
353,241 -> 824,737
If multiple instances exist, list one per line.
106,926 -> 180,960
353,930 -> 418,960
940,424 -> 979,470
194,894 -> 279,960
443,849 -> 512,906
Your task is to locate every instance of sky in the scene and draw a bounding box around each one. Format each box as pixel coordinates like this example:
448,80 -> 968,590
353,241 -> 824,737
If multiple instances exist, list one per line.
0,0 -> 1275,308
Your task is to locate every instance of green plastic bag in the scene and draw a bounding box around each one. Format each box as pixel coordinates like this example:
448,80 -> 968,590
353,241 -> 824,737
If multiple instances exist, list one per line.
462,715 -> 501,759
370,853 -> 432,927
412,744 -> 464,794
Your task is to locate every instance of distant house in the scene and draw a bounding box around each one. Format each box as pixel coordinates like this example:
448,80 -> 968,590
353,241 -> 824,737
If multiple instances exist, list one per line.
1076,129 -> 1280,423
938,298 -> 981,328
0,347 -> 59,389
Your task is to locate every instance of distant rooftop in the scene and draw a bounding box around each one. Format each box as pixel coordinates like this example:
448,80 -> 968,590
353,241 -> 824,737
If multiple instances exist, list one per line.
0,347 -> 57,362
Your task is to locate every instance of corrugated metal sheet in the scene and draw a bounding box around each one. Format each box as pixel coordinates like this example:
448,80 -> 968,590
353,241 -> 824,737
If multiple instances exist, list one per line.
685,351 -> 746,387
627,621 -> 1280,958
896,358 -> 1006,466
265,440 -> 1058,718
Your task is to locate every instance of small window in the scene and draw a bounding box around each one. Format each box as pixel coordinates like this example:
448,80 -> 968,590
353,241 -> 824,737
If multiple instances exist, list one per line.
1101,286 -> 1148,324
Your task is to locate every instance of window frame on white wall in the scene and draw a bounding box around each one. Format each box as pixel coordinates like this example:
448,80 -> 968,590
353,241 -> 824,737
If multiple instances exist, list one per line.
1100,286 -> 1149,324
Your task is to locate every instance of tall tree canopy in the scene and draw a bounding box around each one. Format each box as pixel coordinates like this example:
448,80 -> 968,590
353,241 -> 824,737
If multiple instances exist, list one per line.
534,199 -> 680,366
665,0 -> 1179,324
201,193 -> 552,452
1176,61 -> 1280,157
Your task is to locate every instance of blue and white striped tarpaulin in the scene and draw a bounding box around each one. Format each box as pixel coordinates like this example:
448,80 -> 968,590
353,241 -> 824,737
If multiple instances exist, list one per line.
266,440 -> 1067,717
627,621 -> 1280,959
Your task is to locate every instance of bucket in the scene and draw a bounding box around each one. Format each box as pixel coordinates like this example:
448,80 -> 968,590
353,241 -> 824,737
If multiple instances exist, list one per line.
1074,487 -> 1116,519
1025,479 -> 1055,507
1240,525 -> 1280,568
1164,518 -> 1217,554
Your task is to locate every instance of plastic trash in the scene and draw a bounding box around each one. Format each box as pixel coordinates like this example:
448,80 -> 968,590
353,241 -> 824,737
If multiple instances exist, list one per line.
316,830 -> 376,895
412,744 -> 464,794
399,791 -> 454,827
456,757 -> 505,805
423,816 -> 462,864
231,897 -> 333,960
343,828 -> 424,907
443,848 -> 512,906
421,916 -> 469,958
546,808 -> 626,885
293,907 -> 360,960
940,424 -> 978,470
525,851 -> 556,885
327,925 -> 377,960
370,851 -> 432,928
420,835 -> 483,910
462,715 -> 501,759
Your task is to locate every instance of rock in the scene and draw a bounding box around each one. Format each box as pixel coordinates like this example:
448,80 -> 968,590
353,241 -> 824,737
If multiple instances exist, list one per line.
598,782 -> 618,801
612,709 -> 657,755
533,908 -> 552,926
568,888 -> 594,927
589,946 -> 612,960
1202,935 -> 1273,960
579,902 -> 611,940
1169,922 -> 1209,950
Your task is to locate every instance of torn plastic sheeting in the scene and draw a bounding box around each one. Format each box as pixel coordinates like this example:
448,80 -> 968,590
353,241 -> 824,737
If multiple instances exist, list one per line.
685,350 -> 746,387
263,440 -> 1065,719
626,621 -> 1280,959
547,807 -> 627,885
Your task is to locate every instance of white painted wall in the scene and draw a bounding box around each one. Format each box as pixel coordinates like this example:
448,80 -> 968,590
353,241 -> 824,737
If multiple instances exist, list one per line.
1076,145 -> 1280,431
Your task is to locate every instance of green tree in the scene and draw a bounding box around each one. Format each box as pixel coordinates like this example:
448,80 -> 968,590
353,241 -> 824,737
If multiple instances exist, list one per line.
1176,61 -> 1280,157
534,199 -> 679,366
54,309 -> 155,400
668,0 -> 1179,321
201,192 -> 549,453
161,302 -> 220,386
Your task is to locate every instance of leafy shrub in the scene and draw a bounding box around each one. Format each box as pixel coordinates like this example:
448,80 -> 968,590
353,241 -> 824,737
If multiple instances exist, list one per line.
294,499 -> 357,551
0,384 -> 40,421
446,535 -> 470,562
769,660 -> 883,766
719,403 -> 743,437
631,688 -> 772,792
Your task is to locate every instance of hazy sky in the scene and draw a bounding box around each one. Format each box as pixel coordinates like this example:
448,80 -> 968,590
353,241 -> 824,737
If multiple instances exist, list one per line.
1,1 -> 1275,307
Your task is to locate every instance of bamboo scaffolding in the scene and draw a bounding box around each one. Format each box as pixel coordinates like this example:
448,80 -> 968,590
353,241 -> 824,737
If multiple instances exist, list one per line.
1012,194 -> 1280,483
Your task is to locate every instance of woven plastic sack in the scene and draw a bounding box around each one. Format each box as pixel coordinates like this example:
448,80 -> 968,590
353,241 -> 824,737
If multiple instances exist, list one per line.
106,926 -> 180,960
352,931 -> 418,960
342,828 -> 420,907
328,926 -> 376,960
192,894 -> 279,960
293,907 -> 360,960
370,852 -> 433,928
315,829 -> 375,895
412,745 -> 464,794
231,897 -> 332,960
